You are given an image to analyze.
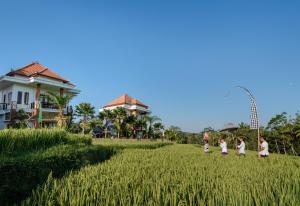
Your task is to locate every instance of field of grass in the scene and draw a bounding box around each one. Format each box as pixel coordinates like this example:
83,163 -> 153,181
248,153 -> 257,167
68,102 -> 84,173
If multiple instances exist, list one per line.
0,130 -> 171,205
22,142 -> 300,206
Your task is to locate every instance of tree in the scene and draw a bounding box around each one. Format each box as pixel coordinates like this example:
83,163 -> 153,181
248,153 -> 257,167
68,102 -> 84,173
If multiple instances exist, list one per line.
112,107 -> 127,138
266,112 -> 296,154
125,115 -> 138,138
144,115 -> 162,139
48,92 -> 74,129
165,126 -> 182,142
15,109 -> 30,128
99,109 -> 114,138
75,103 -> 95,134
153,122 -> 164,139
134,116 -> 148,139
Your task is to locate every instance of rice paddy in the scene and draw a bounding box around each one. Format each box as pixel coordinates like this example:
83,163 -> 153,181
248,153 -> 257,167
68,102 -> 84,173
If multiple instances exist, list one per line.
22,143 -> 300,206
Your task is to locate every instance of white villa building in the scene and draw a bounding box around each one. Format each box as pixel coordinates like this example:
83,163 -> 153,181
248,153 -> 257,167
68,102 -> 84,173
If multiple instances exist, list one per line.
100,94 -> 150,116
0,62 -> 80,129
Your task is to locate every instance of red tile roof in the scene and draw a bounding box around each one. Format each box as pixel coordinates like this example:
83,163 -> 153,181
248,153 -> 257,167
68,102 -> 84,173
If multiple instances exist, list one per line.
104,94 -> 148,109
6,62 -> 72,84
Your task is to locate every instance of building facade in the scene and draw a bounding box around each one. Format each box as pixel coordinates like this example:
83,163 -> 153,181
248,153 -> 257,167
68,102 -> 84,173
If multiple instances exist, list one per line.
0,62 -> 79,129
100,94 -> 150,116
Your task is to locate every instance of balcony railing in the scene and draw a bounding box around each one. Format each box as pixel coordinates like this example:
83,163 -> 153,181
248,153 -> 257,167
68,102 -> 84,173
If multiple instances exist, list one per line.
0,102 -> 73,115
41,102 -> 59,109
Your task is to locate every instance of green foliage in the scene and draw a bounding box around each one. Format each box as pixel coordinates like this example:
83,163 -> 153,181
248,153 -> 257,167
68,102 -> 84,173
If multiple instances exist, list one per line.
0,144 -> 116,205
75,102 -> 96,133
0,129 -> 67,154
0,131 -> 170,205
48,92 -> 74,128
22,144 -> 300,206
165,126 -> 183,142
14,109 -> 30,128
93,139 -> 173,150
0,129 -> 93,155
98,108 -> 164,139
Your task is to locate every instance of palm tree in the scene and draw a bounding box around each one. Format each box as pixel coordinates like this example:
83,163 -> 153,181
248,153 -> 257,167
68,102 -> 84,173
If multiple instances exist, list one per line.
75,103 -> 95,134
165,126 -> 182,141
144,115 -> 161,139
125,115 -> 137,138
134,116 -> 148,139
99,109 -> 114,138
112,107 -> 127,138
48,92 -> 74,129
153,122 -> 164,139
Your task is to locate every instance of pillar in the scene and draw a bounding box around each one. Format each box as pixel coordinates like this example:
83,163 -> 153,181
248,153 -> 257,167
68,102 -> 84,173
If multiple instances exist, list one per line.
34,84 -> 41,128
60,88 -> 64,97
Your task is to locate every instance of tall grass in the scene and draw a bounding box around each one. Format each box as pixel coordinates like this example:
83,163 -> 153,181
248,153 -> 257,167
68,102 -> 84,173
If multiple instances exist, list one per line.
0,129 -> 91,154
93,139 -> 173,150
22,144 -> 300,205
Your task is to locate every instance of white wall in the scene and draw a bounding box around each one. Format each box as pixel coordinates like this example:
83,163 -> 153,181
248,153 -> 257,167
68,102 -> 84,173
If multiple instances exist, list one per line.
13,84 -> 36,110
0,86 -> 13,103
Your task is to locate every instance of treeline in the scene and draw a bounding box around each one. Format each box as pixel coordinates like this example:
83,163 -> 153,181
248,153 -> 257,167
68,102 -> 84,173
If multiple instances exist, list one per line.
166,112 -> 300,155
10,92 -> 300,155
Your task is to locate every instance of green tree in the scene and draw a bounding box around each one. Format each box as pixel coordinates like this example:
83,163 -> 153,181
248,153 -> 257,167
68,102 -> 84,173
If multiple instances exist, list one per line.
75,103 -> 95,134
112,107 -> 127,138
153,122 -> 164,139
165,126 -> 182,142
144,115 -> 162,139
15,109 -> 29,128
99,109 -> 114,138
48,92 -> 74,129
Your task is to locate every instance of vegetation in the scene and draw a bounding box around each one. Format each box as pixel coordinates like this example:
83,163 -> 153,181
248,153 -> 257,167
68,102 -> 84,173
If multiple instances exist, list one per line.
75,102 -> 96,134
48,92 -> 74,129
0,129 -> 170,205
97,107 -> 164,139
0,129 -> 76,154
22,144 -> 300,206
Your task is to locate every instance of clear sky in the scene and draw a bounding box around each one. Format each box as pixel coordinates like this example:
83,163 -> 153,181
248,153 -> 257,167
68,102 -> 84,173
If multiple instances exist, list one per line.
0,0 -> 299,132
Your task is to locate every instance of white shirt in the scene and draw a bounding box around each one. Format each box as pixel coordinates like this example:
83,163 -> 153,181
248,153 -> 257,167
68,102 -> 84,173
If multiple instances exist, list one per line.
237,141 -> 246,154
204,143 -> 209,153
259,141 -> 269,156
220,142 -> 228,153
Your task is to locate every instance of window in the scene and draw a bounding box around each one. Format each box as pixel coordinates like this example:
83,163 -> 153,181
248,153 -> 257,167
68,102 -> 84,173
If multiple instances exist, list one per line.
3,94 -> 6,103
17,91 -> 23,104
7,92 -> 12,104
24,92 -> 29,105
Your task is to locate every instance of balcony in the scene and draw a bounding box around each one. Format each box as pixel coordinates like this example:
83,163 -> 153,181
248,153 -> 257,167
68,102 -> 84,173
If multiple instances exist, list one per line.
0,102 -> 72,115
41,102 -> 59,110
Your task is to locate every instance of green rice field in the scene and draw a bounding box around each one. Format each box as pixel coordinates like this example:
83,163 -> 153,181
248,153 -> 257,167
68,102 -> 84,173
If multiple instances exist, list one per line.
22,142 -> 300,206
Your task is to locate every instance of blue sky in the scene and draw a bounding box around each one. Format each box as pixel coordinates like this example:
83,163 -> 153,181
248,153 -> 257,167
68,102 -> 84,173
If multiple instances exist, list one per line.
0,0 -> 299,132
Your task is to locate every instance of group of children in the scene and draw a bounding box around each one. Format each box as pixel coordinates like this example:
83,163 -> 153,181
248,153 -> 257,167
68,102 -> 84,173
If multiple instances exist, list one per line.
203,132 -> 269,158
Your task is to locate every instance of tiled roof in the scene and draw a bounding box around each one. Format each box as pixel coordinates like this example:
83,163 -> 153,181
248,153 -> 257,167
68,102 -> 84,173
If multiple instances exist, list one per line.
104,94 -> 148,109
6,62 -> 71,84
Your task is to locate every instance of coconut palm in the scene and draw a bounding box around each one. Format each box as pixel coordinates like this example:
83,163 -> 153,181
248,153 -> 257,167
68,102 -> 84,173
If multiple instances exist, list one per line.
144,115 -> 162,139
75,103 -> 95,134
48,92 -> 74,128
165,126 -> 182,141
112,107 -> 127,138
153,122 -> 164,139
99,109 -> 114,138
